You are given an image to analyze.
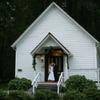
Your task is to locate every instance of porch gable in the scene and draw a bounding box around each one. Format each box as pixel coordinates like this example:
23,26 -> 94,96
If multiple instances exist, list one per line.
31,32 -> 72,56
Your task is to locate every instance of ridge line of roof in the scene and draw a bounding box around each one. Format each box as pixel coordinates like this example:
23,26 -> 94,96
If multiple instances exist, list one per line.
11,2 -> 99,49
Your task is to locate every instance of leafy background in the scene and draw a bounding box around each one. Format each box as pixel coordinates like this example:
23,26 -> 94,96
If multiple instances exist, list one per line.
0,0 -> 100,81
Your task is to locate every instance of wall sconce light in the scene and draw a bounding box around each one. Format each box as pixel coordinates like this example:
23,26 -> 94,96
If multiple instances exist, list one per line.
40,56 -> 44,62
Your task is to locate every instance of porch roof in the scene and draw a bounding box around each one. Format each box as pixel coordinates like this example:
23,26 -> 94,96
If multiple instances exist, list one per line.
31,33 -> 72,57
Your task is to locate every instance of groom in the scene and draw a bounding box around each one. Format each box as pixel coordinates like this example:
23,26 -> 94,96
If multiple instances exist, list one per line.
53,63 -> 58,82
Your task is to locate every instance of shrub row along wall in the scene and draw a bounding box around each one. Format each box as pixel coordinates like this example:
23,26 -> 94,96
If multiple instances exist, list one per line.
1,75 -> 100,100
64,75 -> 100,100
0,90 -> 59,100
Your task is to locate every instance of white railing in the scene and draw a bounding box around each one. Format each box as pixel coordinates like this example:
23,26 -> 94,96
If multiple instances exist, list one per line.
32,73 -> 41,94
57,72 -> 64,94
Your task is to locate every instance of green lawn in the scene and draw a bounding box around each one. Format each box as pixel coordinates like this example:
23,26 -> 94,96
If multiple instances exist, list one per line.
0,83 -> 8,90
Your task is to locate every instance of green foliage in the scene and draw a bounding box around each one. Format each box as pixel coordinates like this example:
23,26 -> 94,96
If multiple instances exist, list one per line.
0,90 -> 8,100
64,75 -> 100,100
95,90 -> 100,100
63,90 -> 86,100
65,75 -> 97,92
8,78 -> 31,90
8,90 -> 34,100
34,89 -> 59,100
0,90 -> 34,100
83,87 -> 100,100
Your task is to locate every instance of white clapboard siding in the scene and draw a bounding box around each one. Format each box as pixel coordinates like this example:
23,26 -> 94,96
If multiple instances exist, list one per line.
14,3 -> 97,81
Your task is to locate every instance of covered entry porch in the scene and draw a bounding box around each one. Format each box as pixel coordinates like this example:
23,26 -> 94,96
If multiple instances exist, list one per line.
32,47 -> 68,82
30,33 -> 100,94
31,33 -> 72,83
30,33 -> 72,94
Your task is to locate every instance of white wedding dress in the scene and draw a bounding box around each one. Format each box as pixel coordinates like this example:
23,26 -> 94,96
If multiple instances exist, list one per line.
48,65 -> 55,81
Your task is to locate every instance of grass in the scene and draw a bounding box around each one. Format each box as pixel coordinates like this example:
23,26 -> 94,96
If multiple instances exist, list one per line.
0,82 -> 8,90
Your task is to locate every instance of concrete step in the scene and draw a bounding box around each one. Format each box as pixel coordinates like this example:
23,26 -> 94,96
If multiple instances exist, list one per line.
36,82 -> 57,92
28,82 -> 64,94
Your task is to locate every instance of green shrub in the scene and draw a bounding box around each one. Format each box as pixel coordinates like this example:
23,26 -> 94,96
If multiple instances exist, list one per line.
8,90 -> 34,100
95,90 -> 100,100
84,87 -> 100,100
34,89 -> 59,100
65,75 -> 97,92
8,78 -> 32,90
63,90 -> 86,100
0,90 -> 8,100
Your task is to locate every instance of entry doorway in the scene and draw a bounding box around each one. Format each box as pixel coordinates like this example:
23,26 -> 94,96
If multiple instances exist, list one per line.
45,49 -> 64,82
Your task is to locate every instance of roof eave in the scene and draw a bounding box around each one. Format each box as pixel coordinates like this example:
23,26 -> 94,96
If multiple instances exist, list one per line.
53,3 -> 99,43
11,2 -> 99,49
11,2 -> 57,49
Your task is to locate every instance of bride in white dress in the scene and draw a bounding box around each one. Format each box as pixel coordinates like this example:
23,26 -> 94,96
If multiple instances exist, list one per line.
48,63 -> 55,82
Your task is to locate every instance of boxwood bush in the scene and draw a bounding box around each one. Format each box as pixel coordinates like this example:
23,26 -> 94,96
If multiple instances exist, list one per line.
34,89 -> 59,100
95,90 -> 100,100
0,90 -> 8,100
83,87 -> 100,100
65,75 -> 97,92
0,90 -> 34,100
8,78 -> 32,90
8,90 -> 34,100
63,90 -> 86,100
64,75 -> 99,100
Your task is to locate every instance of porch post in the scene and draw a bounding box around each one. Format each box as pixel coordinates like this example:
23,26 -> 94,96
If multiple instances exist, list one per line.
66,55 -> 69,78
64,55 -> 69,81
97,68 -> 100,84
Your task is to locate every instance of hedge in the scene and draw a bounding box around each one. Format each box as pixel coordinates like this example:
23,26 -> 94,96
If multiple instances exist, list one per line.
8,78 -> 31,91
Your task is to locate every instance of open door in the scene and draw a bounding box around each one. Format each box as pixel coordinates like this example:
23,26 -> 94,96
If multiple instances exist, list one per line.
45,49 -> 63,82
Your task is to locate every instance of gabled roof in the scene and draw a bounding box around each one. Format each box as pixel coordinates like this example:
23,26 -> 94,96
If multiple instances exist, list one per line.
31,33 -> 72,56
11,2 -> 99,49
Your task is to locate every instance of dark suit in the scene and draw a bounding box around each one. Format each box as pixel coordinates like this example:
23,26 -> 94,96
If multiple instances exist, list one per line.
54,65 -> 57,82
